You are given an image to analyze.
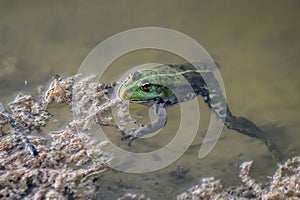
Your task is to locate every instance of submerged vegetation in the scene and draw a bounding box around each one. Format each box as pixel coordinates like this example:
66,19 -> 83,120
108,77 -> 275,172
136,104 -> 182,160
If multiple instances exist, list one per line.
0,75 -> 299,199
0,75 -> 115,199
177,157 -> 300,199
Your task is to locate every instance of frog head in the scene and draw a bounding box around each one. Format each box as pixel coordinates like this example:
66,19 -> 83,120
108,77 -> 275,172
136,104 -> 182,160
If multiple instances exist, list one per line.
118,69 -> 173,104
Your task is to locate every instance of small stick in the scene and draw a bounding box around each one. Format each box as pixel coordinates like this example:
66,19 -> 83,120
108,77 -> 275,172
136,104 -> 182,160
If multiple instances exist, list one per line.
0,102 -> 38,156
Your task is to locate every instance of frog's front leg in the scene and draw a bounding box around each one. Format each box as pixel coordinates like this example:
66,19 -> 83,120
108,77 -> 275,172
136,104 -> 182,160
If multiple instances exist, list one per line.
121,103 -> 167,146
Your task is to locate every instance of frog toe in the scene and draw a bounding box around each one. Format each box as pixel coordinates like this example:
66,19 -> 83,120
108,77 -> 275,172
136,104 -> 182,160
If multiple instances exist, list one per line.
121,134 -> 131,141
128,137 -> 137,146
121,133 -> 138,146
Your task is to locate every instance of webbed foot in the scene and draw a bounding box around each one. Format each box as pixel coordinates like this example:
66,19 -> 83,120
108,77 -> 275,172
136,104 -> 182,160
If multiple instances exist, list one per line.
226,113 -> 285,161
121,132 -> 138,146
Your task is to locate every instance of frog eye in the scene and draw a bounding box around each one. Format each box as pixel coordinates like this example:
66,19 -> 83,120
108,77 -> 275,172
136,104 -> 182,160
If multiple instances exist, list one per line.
140,83 -> 152,92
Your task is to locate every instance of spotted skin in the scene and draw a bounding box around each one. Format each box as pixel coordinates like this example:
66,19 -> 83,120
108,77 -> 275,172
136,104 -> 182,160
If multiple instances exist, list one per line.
118,63 -> 284,161
119,63 -> 227,118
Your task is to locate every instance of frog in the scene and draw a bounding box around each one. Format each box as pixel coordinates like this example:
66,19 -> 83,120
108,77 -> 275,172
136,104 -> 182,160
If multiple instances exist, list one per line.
118,63 -> 283,160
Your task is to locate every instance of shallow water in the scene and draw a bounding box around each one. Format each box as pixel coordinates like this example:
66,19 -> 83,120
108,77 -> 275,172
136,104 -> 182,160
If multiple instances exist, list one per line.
1,1 -> 300,199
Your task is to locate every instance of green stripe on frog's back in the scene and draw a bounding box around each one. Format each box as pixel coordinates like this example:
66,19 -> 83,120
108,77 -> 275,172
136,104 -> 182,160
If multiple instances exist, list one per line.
119,63 -> 227,119
127,66 -> 211,87
164,63 -> 227,119
118,63 -> 284,160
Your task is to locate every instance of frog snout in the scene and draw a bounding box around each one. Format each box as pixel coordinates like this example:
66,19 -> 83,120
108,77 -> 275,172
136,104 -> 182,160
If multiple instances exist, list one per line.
118,89 -> 128,100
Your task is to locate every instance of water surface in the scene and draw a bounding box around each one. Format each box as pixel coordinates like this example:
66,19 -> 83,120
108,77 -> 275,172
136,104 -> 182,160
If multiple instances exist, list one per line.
1,1 -> 300,199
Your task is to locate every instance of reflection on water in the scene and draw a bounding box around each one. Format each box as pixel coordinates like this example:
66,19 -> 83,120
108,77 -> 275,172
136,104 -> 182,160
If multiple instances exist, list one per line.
1,1 -> 300,199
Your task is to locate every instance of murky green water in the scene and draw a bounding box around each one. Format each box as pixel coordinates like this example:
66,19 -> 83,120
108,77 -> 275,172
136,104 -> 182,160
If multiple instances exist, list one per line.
1,1 -> 300,199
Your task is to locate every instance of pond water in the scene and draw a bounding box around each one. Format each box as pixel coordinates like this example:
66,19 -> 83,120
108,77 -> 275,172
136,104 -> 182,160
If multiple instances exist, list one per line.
1,1 -> 300,199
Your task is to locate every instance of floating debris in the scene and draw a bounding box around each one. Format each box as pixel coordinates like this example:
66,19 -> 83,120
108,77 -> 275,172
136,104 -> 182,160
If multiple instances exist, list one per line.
45,74 -> 81,104
177,157 -> 300,200
0,101 -> 40,156
261,156 -> 300,199
1,74 -> 299,199
117,193 -> 150,200
0,74 -> 116,199
177,177 -> 222,200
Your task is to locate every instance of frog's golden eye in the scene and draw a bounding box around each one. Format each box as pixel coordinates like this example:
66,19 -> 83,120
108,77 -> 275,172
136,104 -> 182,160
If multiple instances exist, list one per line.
140,83 -> 152,92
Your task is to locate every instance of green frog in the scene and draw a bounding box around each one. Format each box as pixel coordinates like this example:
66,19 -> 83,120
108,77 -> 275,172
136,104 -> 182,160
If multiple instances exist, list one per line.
118,63 -> 283,160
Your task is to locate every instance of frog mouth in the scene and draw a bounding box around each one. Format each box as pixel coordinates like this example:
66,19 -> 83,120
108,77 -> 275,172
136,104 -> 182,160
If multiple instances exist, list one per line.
119,88 -> 149,103
129,99 -> 158,107
118,91 -> 146,103
130,99 -> 148,103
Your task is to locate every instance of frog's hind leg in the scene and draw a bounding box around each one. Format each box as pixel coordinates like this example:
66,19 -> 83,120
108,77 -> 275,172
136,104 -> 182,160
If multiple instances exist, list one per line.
225,107 -> 284,161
